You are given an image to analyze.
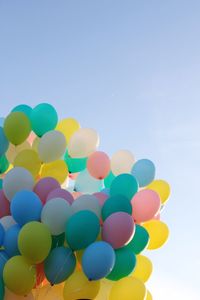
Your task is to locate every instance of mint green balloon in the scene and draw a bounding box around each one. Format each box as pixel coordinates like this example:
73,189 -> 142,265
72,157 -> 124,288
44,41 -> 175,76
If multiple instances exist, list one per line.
12,104 -> 32,118
102,195 -> 132,221
64,150 -> 87,173
0,278 -> 4,300
125,225 -> 149,254
104,171 -> 115,188
0,155 -> 9,174
110,174 -> 138,201
66,210 -> 100,250
31,103 -> 58,137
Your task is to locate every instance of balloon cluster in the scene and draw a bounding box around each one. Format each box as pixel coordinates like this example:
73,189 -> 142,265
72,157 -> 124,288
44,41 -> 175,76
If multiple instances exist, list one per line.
0,103 -> 170,300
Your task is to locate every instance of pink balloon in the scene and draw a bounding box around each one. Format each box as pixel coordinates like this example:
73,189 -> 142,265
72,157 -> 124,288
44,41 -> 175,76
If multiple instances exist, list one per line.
132,189 -> 161,223
0,190 -> 10,218
87,151 -> 110,179
93,192 -> 109,206
102,212 -> 135,249
46,188 -> 74,205
33,177 -> 60,204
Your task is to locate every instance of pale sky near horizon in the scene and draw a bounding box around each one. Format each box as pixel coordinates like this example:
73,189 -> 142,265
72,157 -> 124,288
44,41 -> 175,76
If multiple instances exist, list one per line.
0,1 -> 200,299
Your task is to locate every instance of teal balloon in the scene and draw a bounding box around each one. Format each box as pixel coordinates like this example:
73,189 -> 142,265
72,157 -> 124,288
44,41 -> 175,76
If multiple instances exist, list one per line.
66,210 -> 100,250
0,250 -> 8,277
102,195 -> 132,221
31,103 -> 58,137
0,127 -> 9,157
104,171 -> 115,188
110,174 -> 138,201
106,248 -> 136,281
0,118 -> 4,127
64,150 -> 87,173
0,179 -> 2,189
0,278 -> 4,300
12,104 -> 32,118
125,224 -> 149,254
51,233 -> 65,250
131,159 -> 155,187
0,155 -> 9,174
75,170 -> 103,194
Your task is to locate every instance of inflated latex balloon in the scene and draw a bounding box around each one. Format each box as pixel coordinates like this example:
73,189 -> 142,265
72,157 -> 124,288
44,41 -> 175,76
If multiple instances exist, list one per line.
72,194 -> 101,218
32,136 -> 40,151
143,220 -> 169,250
146,290 -> 153,300
33,177 -> 60,204
131,255 -> 153,283
0,127 -> 9,157
3,167 -> 34,201
40,160 -> 68,184
87,151 -> 110,179
95,279 -> 113,300
102,195 -> 132,221
3,224 -> 21,257
75,170 -> 103,194
3,256 -> 36,296
32,283 -> 63,300
104,171 -> 115,188
64,150 -> 87,174
4,288 -> 34,300
0,190 -> 10,218
11,104 -> 32,118
0,224 -> 5,246
0,155 -> 9,174
6,141 -> 31,164
93,192 -> 108,206
63,270 -> 100,300
47,188 -> 74,205
0,216 -> 16,231
41,198 -> 72,235
34,263 -> 45,287
131,159 -> 155,187
13,149 -> 41,178
111,150 -> 135,176
18,221 -> 52,264
146,179 -> 170,204
38,130 -> 66,163
109,277 -> 146,300
0,118 -> 4,127
56,118 -> 80,143
0,279 -> 4,300
3,112 -> 31,145
125,225 -> 149,254
110,173 -> 138,201
45,247 -> 76,284
0,251 -> 9,278
30,103 -> 58,137
68,128 -> 99,158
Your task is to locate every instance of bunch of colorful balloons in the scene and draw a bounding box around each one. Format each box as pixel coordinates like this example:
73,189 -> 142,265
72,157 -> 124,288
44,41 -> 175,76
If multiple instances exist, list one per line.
0,103 -> 170,300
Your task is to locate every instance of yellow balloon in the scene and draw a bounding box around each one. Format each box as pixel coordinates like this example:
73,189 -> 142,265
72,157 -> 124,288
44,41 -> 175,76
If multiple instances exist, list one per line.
63,270 -> 100,300
4,288 -> 34,300
95,279 -> 113,300
3,256 -> 36,296
40,159 -> 69,184
109,277 -> 146,300
143,220 -> 169,250
146,180 -> 170,204
14,149 -> 42,178
32,136 -> 40,151
56,118 -> 80,143
131,255 -> 153,282
145,290 -> 153,300
33,283 -> 63,300
6,141 -> 31,164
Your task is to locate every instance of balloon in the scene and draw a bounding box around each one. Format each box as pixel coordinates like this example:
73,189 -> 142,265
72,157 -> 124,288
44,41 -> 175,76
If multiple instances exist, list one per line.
51,233 -> 65,250
6,140 -> 31,164
132,190 -> 161,223
32,283 -> 63,300
68,128 -> 99,158
34,263 -> 45,287
131,159 -> 155,187
3,256 -> 36,295
146,179 -> 171,204
56,118 -> 80,143
18,221 -> 52,264
63,270 -> 100,300
102,195 -> 132,221
109,277 -> 146,300
75,170 -> 103,194
66,210 -> 100,250
95,279 -> 113,300
0,216 -> 16,231
40,160 -> 69,184
125,225 -> 149,254
32,136 -> 40,151
72,194 -> 101,218
111,150 -> 135,176
0,278 -> 4,300
102,212 -> 135,249
33,177 -> 60,204
13,149 -> 41,178
44,247 -> 76,284
4,289 -> 34,300
0,223 -> 5,246
0,180 -> 2,189
0,127 -> 9,157
143,220 -> 169,250
110,174 -> 138,201
87,151 -> 110,179
0,155 -> 9,174
30,103 -> 58,137
0,118 -> 4,127
93,192 -> 108,206
47,188 -> 74,205
41,198 -> 72,235
0,251 -> 8,277
82,241 -> 115,280
0,190 -> 10,218
131,255 -> 153,283
3,167 -> 34,201
3,112 -> 31,145
107,248 -> 136,281
11,104 -> 32,118
38,130 -> 66,163
3,224 -> 21,257
146,290 -> 153,300
11,190 -> 42,226
104,171 -> 115,188
64,150 -> 87,173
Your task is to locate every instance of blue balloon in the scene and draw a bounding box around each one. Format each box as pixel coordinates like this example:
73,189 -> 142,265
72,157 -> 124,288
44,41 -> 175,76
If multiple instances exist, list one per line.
0,127 -> 9,157
3,224 -> 21,257
0,250 -> 9,277
12,104 -> 32,118
82,241 -> 116,280
44,247 -> 76,284
11,190 -> 42,226
0,224 -> 5,247
131,159 -> 155,187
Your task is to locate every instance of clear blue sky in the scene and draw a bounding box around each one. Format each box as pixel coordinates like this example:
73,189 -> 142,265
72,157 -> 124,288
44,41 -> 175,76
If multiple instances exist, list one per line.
0,1 -> 199,299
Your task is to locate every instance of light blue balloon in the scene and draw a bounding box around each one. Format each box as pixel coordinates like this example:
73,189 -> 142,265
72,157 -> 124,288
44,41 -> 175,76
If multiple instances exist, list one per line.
11,190 -> 42,226
131,159 -> 155,187
0,224 -> 5,247
11,104 -> 32,118
0,127 -> 9,157
82,241 -> 116,280
75,170 -> 104,194
0,250 -> 8,277
3,224 -> 21,258
44,247 -> 76,284
0,118 -> 4,127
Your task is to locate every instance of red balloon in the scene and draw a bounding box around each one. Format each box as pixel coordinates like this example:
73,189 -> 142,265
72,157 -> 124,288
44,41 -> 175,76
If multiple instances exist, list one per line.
87,151 -> 110,179
34,263 -> 46,287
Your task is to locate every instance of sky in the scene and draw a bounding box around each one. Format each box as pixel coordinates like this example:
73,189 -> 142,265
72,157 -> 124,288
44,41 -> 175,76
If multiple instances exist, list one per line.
0,1 -> 200,299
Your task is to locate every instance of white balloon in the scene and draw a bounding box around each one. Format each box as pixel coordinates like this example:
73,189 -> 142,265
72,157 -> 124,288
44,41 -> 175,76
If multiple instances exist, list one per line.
38,130 -> 66,163
4,288 -> 34,300
75,170 -> 103,194
0,216 -> 16,231
41,198 -> 72,235
3,167 -> 34,201
72,194 -> 101,218
111,150 -> 135,176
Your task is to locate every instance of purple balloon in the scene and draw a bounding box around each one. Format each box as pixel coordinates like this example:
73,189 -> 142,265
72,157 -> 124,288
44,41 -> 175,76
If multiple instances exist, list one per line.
46,188 -> 74,205
102,212 -> 135,249
33,177 -> 60,204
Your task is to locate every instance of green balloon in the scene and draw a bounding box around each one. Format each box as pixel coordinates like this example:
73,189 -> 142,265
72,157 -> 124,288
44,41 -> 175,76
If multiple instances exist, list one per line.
0,155 -> 9,174
110,174 -> 138,201
125,225 -> 149,254
51,233 -> 65,250
66,210 -> 100,251
31,103 -> 58,137
102,195 -> 132,221
107,248 -> 136,281
4,112 -> 31,145
0,278 -> 4,300
64,150 -> 87,173
12,104 -> 32,118
104,171 -> 115,188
